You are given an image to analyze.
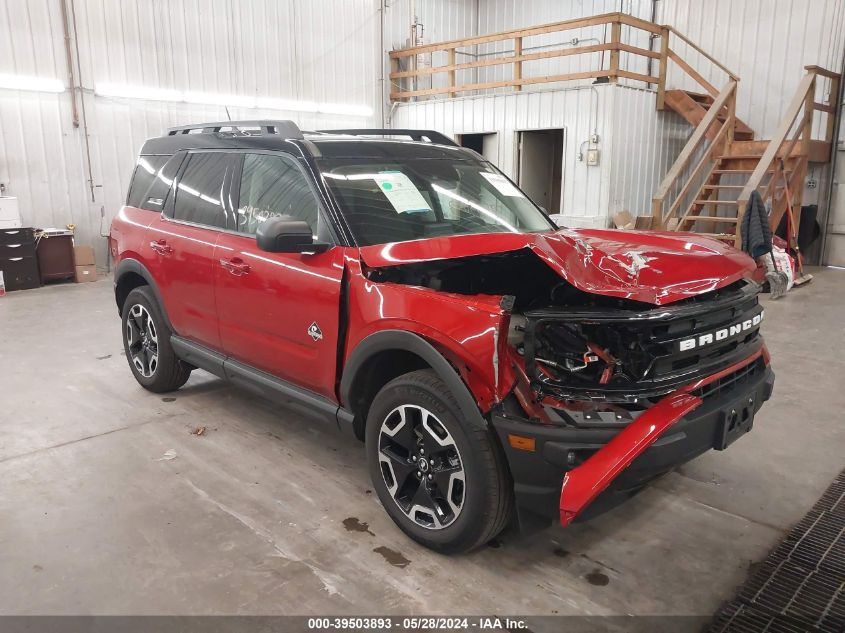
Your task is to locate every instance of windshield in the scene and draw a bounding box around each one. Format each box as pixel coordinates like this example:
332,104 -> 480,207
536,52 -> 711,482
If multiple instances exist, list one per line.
317,156 -> 555,246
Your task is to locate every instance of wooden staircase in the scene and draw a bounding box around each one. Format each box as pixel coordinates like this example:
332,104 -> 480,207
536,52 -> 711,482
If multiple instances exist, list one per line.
653,65 -> 841,248
664,90 -> 754,141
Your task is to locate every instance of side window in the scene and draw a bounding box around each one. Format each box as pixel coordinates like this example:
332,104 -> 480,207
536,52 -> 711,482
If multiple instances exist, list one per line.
172,153 -> 230,228
127,155 -> 168,208
140,153 -> 185,212
236,153 -> 321,236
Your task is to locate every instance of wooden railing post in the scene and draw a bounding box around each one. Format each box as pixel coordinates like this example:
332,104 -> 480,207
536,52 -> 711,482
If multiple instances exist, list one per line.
609,19 -> 621,83
514,37 -> 522,91
656,27 -> 669,109
725,88 -> 736,150
826,74 -> 841,144
651,199 -> 665,230
448,48 -> 457,98
801,75 -> 815,156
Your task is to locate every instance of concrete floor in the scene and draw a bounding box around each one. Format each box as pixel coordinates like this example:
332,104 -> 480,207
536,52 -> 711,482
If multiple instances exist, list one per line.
1,268 -> 843,623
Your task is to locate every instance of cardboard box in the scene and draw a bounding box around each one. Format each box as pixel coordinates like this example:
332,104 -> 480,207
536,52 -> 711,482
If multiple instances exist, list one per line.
612,210 -> 635,230
74,264 -> 97,283
74,245 -> 96,266
634,216 -> 653,230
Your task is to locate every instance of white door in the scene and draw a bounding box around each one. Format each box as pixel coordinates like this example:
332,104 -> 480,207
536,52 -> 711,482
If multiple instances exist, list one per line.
517,129 -> 565,213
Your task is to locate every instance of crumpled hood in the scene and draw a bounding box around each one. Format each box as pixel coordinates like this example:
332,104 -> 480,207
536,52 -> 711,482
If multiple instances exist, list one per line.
358,228 -> 756,305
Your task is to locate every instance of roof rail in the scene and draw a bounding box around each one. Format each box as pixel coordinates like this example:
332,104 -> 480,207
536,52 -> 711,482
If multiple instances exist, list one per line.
318,128 -> 457,147
166,120 -> 303,139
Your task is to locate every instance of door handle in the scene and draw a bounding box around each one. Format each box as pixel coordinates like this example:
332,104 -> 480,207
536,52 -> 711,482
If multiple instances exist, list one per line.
150,240 -> 172,255
219,257 -> 250,276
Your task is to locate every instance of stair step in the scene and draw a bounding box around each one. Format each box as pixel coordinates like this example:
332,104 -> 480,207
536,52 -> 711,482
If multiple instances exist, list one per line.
694,199 -> 740,205
684,216 -> 739,223
713,169 -> 790,174
686,91 -> 714,104
703,184 -> 785,191
720,153 -> 800,160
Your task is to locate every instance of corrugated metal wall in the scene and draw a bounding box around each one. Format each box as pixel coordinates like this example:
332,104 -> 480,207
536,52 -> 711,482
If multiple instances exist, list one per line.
0,0 -> 382,266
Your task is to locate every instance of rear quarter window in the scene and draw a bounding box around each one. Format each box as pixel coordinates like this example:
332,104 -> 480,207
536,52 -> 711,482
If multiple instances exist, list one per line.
126,155 -> 168,208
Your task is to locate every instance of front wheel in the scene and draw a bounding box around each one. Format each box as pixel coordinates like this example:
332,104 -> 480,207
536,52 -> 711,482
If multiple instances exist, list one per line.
121,286 -> 191,393
365,369 -> 513,553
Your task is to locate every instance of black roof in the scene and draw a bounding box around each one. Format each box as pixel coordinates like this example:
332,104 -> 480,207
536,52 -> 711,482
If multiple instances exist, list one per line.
139,120 -> 463,160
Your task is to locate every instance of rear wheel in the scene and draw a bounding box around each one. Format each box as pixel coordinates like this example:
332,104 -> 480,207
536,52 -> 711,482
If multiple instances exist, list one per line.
121,286 -> 191,393
365,369 -> 512,553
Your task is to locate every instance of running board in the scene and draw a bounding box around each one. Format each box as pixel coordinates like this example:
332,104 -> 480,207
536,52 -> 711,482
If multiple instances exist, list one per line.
169,336 -> 355,432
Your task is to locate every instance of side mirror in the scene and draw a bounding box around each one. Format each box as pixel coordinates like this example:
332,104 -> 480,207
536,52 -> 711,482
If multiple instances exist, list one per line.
256,216 -> 330,254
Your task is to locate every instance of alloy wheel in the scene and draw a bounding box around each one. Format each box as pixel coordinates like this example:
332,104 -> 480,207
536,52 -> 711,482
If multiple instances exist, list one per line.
125,304 -> 159,378
377,404 -> 466,530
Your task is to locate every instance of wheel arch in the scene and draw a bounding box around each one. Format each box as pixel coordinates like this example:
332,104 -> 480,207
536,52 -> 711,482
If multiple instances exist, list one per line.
340,330 -> 487,440
114,258 -> 173,331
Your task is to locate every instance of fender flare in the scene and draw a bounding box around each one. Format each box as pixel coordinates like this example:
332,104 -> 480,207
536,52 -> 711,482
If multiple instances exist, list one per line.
340,329 -> 486,426
114,258 -> 174,331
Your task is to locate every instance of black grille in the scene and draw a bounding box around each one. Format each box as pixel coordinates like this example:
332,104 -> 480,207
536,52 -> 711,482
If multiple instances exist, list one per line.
524,280 -> 764,402
693,357 -> 766,402
709,470 -> 845,633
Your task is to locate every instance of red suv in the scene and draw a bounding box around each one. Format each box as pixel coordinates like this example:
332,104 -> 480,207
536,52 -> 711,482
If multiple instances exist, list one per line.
111,121 -> 774,553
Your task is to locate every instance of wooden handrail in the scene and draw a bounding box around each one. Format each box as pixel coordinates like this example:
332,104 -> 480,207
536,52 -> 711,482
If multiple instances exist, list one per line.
390,12 -> 624,58
651,80 -> 737,228
390,13 -> 738,103
666,26 -> 738,80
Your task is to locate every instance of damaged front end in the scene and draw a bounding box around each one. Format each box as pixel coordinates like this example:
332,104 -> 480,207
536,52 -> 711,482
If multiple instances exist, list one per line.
500,277 -> 773,528
499,279 -> 774,529
357,231 -> 775,528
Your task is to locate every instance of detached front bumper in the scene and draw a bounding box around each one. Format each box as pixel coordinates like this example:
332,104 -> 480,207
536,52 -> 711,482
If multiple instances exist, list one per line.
491,352 -> 775,528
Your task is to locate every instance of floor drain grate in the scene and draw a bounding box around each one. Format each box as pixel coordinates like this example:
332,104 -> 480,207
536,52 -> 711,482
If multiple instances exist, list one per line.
709,469 -> 845,633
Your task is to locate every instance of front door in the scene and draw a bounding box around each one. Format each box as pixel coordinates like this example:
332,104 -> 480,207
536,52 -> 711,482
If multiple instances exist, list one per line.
145,151 -> 236,351
214,152 -> 344,400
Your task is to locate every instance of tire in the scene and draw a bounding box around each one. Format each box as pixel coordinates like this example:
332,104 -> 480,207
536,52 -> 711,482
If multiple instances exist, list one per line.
365,369 -> 513,554
121,286 -> 192,393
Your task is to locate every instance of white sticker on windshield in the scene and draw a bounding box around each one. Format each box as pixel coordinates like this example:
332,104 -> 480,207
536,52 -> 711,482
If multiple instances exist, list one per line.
480,172 -> 525,198
373,172 -> 431,214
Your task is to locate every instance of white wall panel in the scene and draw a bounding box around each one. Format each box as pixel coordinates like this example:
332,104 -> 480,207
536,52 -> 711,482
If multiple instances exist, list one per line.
0,0 -> 382,267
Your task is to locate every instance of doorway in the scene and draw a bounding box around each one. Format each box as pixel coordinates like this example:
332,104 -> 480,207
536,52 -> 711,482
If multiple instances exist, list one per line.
458,132 -> 499,165
517,129 -> 565,214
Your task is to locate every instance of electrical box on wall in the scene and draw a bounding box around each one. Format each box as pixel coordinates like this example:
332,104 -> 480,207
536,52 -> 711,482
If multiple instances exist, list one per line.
586,149 -> 600,166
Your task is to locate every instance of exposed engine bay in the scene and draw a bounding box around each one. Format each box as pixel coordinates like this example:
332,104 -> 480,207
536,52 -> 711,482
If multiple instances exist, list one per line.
367,248 -> 764,404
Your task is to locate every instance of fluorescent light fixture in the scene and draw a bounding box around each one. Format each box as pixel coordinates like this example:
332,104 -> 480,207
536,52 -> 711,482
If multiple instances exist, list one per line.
94,82 -> 373,117
0,73 -> 64,93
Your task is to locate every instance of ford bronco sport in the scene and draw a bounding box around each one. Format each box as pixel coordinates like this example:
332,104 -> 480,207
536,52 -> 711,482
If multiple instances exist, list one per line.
111,121 -> 774,553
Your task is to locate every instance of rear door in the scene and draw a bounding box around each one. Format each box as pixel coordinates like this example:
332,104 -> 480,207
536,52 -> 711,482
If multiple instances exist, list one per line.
213,151 -> 344,399
145,151 -> 237,351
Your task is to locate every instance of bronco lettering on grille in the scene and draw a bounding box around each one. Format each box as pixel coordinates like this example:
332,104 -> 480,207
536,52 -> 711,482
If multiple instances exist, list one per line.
678,310 -> 764,352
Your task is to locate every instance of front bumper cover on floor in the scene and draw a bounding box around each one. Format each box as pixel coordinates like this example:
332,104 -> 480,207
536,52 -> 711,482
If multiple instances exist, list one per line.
491,350 -> 775,528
